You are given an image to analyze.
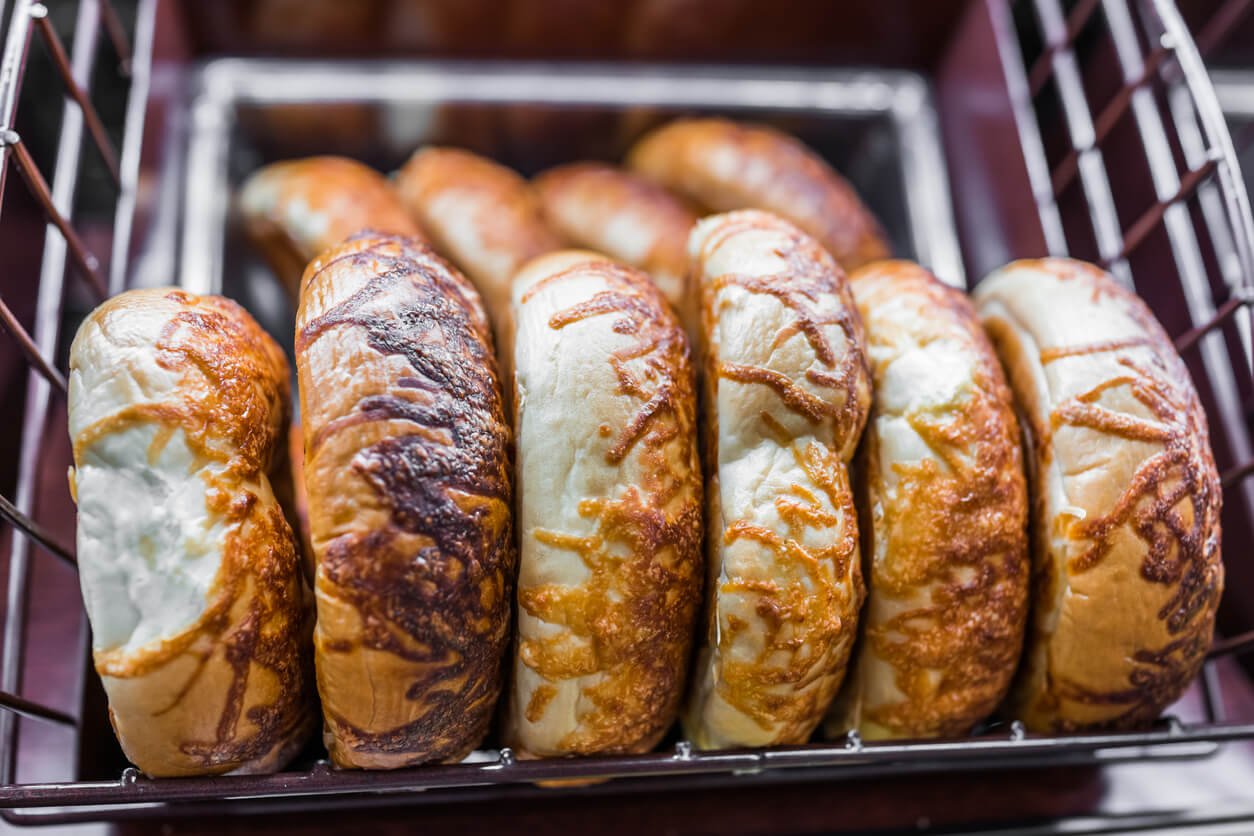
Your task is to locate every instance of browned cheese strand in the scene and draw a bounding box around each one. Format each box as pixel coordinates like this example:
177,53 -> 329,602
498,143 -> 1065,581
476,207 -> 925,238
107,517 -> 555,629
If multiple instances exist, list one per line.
976,258 -> 1223,731
506,251 -> 703,757
684,210 -> 872,749
826,261 -> 1029,741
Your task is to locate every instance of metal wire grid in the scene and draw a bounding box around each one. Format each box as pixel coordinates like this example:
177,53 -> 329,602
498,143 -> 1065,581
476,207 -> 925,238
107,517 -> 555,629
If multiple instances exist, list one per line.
1009,0 -> 1254,663
0,0 -> 154,776
0,0 -> 1250,821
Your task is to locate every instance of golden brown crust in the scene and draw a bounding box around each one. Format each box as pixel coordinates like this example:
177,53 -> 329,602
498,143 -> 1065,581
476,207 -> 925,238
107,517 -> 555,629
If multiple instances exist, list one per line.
506,251 -> 702,756
296,232 -> 514,768
975,258 -> 1223,731
532,162 -> 699,329
239,156 -> 424,302
69,288 -> 314,777
684,210 -> 871,749
627,118 -> 889,271
392,146 -> 562,343
829,261 -> 1029,740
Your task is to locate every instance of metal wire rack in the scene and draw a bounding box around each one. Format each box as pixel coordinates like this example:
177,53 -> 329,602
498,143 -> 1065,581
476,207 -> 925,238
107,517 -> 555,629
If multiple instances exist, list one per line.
0,0 -> 1251,825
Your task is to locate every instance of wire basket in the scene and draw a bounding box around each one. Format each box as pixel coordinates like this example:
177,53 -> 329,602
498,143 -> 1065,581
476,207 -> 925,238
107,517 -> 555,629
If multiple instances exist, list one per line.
0,0 -> 1251,825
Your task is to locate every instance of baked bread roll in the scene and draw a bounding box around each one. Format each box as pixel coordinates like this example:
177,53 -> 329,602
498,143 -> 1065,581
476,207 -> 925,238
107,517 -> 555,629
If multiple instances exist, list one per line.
826,261 -> 1029,741
627,118 -> 889,271
532,162 -> 698,329
685,210 -> 871,749
239,156 -> 424,302
975,258 -> 1223,731
67,288 -> 313,777
505,250 -> 702,757
393,147 -> 562,344
296,232 -> 513,768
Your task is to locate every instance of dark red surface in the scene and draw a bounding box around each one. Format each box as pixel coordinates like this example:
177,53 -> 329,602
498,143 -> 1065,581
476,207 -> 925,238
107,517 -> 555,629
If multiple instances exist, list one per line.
938,0 -> 1051,279
5,1 -> 1254,833
175,0 -> 971,69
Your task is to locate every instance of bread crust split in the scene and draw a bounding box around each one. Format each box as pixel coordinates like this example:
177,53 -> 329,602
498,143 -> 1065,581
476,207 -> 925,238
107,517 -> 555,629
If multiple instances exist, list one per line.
975,258 -> 1223,732
826,260 -> 1029,741
627,118 -> 889,272
684,209 -> 872,749
506,250 -> 703,757
68,288 -> 314,777
296,232 -> 514,768
239,156 -> 424,302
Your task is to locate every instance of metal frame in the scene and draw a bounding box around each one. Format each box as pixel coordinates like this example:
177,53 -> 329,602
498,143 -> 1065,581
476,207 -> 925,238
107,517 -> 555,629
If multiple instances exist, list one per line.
1006,0 -> 1254,669
0,0 -> 1252,824
179,60 -> 966,295
0,0 -> 140,794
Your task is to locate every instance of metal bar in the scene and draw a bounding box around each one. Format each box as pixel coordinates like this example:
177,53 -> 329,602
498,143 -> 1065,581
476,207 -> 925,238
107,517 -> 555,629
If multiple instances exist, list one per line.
1174,293 -> 1252,353
98,0 -> 131,76
1209,629 -> 1254,658
1102,155 -> 1220,266
1195,0 -> 1253,58
108,0 -> 157,294
0,745 -> 1230,825
3,131 -> 107,298
1204,74 -> 1254,363
3,0 -> 108,397
0,494 -> 75,568
0,743 -> 1229,825
29,4 -> 120,186
1200,660 -> 1227,724
0,690 -> 75,728
1153,0 -> 1254,314
1034,0 -> 1128,279
33,0 -> 104,340
0,298 -> 65,393
0,0 -> 44,787
1051,42 -> 1172,196
1145,0 -> 1254,587
1028,0 -> 1102,95
0,484 -> 35,787
1222,459 -> 1254,488
0,722 -> 1245,809
0,0 -> 37,216
986,0 -> 1069,255
0,0 -> 105,787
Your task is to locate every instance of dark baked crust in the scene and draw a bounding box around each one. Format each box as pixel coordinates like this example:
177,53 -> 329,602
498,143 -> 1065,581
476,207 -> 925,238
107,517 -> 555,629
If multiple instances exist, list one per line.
296,232 -> 514,768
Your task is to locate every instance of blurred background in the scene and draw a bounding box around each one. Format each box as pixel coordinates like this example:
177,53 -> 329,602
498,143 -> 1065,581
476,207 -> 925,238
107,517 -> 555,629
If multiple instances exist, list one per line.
1,1 -> 1254,834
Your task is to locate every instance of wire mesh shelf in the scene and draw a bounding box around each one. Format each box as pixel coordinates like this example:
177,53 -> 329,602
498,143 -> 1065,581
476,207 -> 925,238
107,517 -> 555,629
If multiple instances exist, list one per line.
0,0 -> 1251,825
